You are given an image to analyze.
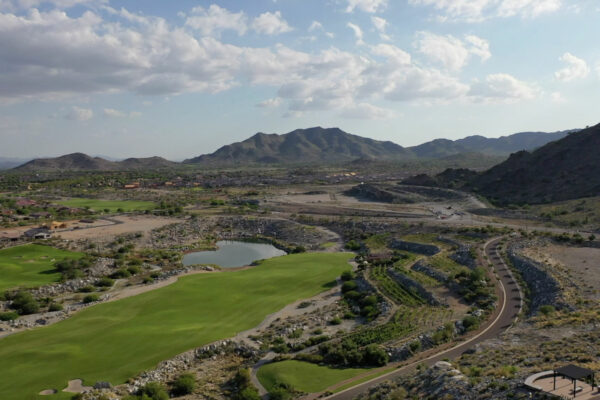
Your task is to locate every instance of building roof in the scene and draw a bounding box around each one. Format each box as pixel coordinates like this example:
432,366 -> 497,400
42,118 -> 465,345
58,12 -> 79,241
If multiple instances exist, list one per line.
555,364 -> 595,380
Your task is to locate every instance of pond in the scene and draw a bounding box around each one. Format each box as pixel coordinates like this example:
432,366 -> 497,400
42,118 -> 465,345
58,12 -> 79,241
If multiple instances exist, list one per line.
182,241 -> 287,268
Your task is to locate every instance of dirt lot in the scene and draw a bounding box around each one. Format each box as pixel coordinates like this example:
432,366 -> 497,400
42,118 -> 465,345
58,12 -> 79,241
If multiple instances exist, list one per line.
524,244 -> 600,300
57,215 -> 181,241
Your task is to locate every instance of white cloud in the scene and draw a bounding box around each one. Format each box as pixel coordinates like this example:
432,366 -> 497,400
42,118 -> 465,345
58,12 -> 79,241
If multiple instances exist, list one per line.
347,22 -> 364,45
251,11 -> 292,35
550,91 -> 566,103
308,20 -> 334,38
497,0 -> 561,18
464,35 -> 491,62
409,0 -> 561,22
371,44 -> 411,65
185,4 -> 247,36
103,108 -> 141,118
346,0 -> 387,13
257,97 -> 283,108
339,103 -> 394,119
469,73 -> 538,102
415,32 -> 470,71
66,106 -> 93,121
0,6 -> 538,118
371,16 -> 390,41
415,32 -> 490,70
555,52 -> 589,82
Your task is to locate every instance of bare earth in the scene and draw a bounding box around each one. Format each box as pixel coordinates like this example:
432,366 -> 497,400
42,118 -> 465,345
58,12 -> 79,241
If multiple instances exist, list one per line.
57,215 -> 180,241
524,244 -> 600,300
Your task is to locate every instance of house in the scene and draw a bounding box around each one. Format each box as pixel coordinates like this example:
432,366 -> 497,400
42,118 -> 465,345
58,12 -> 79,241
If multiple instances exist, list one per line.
0,209 -> 14,216
23,228 -> 52,239
42,221 -> 68,230
16,198 -> 37,207
123,182 -> 140,189
30,211 -> 51,219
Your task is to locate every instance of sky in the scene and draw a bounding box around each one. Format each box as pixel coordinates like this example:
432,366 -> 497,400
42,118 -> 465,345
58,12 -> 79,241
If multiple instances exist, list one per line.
0,0 -> 599,160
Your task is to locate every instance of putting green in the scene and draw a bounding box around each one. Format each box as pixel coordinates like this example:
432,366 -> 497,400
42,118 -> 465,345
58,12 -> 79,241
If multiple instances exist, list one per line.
0,252 -> 352,400
257,360 -> 372,394
0,244 -> 83,292
56,198 -> 155,212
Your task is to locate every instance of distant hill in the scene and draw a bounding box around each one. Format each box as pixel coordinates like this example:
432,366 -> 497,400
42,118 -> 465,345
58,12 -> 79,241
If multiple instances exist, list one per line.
15,153 -> 177,171
409,130 -> 574,158
469,125 -> 600,205
184,127 -> 412,165
0,157 -> 31,170
11,126 -> 579,171
185,127 -> 573,166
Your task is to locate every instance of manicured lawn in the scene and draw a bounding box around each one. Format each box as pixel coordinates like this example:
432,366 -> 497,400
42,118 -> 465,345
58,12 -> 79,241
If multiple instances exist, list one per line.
257,360 -> 372,394
0,244 -> 83,292
0,252 -> 352,400
56,198 -> 156,212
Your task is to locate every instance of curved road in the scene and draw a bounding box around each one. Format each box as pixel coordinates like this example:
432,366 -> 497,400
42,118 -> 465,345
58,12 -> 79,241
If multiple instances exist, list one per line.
320,237 -> 523,400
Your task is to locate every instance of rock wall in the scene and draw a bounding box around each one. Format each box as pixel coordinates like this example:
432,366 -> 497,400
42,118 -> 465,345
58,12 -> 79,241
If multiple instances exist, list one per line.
389,239 -> 440,256
412,260 -> 448,283
507,243 -> 568,314
387,269 -> 442,306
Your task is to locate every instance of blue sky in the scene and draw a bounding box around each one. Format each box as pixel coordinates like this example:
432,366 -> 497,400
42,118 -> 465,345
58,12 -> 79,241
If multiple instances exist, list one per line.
0,0 -> 599,160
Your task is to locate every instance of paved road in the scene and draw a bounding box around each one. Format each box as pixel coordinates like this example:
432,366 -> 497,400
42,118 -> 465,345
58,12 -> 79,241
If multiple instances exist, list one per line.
321,237 -> 523,400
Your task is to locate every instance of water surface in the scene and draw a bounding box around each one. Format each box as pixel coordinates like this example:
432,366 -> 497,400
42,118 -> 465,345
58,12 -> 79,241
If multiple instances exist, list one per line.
182,240 -> 287,268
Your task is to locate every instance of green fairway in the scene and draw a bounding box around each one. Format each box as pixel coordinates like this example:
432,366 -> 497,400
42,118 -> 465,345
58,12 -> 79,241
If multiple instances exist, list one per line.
0,252 -> 352,400
56,198 -> 155,212
257,360 -> 372,394
0,244 -> 83,292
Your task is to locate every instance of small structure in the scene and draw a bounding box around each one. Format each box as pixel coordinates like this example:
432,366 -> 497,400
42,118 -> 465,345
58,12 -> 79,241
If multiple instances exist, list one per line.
23,228 -> 52,239
525,365 -> 598,399
42,221 -> 68,230
553,365 -> 595,398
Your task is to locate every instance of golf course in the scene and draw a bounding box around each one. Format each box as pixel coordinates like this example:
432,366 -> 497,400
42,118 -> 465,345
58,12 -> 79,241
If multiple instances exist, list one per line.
0,252 -> 352,400
0,244 -> 83,292
56,198 -> 156,213
257,360 -> 373,394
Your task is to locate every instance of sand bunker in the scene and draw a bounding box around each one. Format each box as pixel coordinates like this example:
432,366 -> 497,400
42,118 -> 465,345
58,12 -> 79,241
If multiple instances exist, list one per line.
62,379 -> 93,393
39,389 -> 57,395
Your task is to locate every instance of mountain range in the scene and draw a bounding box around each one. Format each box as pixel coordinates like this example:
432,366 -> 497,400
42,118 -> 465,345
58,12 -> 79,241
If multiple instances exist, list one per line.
15,153 -> 177,172
10,126 -> 574,171
402,124 -> 600,205
470,123 -> 600,204
183,126 -> 571,165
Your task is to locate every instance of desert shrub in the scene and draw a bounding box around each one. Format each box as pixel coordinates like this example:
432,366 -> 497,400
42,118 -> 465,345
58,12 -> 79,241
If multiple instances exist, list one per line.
10,291 -> 39,315
139,382 -> 168,400
539,305 -> 556,316
78,285 -> 95,293
330,316 -> 342,325
462,315 -> 480,331
48,303 -> 63,312
231,369 -> 260,400
341,271 -> 356,281
110,269 -> 131,279
341,281 -> 358,293
345,240 -> 361,251
127,265 -> 141,275
171,373 -> 196,396
83,294 -> 99,304
95,277 -> 114,287
0,311 -> 18,321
